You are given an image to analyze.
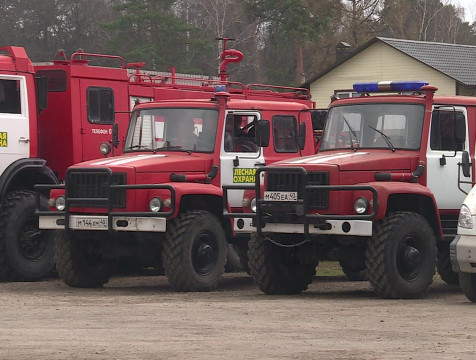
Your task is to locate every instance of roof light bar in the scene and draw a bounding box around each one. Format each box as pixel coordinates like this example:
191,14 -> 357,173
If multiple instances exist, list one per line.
353,81 -> 429,93
215,84 -> 227,92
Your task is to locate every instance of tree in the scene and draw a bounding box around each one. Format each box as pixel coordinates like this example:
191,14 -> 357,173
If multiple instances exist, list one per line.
104,0 -> 212,73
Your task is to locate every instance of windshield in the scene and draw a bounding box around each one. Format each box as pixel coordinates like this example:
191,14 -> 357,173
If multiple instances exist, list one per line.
320,103 -> 425,151
125,108 -> 219,152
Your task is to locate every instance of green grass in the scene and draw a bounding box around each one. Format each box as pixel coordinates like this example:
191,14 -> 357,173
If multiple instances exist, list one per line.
315,261 -> 345,277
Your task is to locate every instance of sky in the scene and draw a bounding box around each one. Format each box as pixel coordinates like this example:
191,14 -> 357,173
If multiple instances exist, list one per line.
453,0 -> 476,22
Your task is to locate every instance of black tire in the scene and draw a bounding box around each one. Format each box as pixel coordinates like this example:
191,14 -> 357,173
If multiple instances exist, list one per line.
459,272 -> 476,302
55,230 -> 113,288
340,264 -> 368,281
233,242 -> 251,275
437,244 -> 459,285
338,246 -> 368,281
225,244 -> 243,272
248,233 -> 317,294
0,190 -> 55,281
163,210 -> 227,292
365,212 -> 437,299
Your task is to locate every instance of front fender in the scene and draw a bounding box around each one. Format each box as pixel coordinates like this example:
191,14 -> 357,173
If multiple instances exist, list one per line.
366,181 -> 441,237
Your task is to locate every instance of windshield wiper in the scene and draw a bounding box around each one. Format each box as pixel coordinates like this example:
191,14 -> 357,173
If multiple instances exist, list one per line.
126,144 -> 151,151
342,115 -> 358,151
368,125 -> 395,152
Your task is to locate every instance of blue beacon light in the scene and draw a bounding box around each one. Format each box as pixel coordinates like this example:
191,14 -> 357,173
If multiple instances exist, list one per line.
353,81 -> 429,93
215,85 -> 227,92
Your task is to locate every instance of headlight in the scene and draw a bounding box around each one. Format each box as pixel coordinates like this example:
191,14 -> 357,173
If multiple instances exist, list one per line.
55,196 -> 65,211
149,197 -> 163,212
99,142 -> 112,156
354,197 -> 369,214
250,198 -> 257,212
458,204 -> 473,229
163,198 -> 172,208
242,197 -> 251,207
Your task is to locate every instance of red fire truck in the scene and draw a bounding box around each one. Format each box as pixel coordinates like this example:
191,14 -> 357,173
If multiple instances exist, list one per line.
36,43 -> 321,291
235,81 -> 474,299
0,45 -> 238,282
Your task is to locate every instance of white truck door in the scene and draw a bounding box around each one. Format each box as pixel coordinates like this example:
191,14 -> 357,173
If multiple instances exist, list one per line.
220,111 -> 264,209
0,76 -> 30,175
426,106 -> 471,210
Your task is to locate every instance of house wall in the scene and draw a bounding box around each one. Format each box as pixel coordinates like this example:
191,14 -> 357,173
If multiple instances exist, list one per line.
310,41 -> 456,108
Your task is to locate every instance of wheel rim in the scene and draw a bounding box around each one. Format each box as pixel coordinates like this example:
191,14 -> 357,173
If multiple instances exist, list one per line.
396,235 -> 422,281
18,217 -> 48,261
191,231 -> 218,276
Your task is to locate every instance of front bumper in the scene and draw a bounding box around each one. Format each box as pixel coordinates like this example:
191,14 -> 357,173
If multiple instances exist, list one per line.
450,235 -> 476,273
232,217 -> 372,236
39,214 -> 166,232
224,166 -> 377,237
35,168 -> 175,233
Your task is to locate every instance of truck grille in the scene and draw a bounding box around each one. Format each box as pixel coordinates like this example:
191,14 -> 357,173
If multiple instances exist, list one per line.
266,171 -> 329,209
67,171 -> 127,208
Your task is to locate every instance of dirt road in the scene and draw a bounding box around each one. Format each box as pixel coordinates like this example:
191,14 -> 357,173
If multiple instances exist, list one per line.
0,273 -> 475,360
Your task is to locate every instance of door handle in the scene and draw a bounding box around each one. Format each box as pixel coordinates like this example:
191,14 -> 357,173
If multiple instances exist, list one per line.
19,137 -> 30,143
254,162 -> 265,166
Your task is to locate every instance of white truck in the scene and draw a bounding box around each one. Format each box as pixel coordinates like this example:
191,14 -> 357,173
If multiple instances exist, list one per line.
451,185 -> 476,302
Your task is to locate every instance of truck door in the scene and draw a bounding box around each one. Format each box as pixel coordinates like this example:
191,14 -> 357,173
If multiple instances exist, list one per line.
0,76 -> 30,174
79,80 -> 130,161
220,111 -> 264,209
426,106 -> 471,210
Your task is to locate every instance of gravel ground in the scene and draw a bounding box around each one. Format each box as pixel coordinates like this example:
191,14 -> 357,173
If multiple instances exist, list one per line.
0,273 -> 475,360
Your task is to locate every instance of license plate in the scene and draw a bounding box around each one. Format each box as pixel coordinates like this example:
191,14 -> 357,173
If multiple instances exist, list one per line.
263,191 -> 298,202
74,217 -> 108,229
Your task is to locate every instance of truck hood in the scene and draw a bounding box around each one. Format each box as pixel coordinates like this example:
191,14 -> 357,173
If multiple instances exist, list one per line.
72,153 -> 211,173
280,151 -> 413,171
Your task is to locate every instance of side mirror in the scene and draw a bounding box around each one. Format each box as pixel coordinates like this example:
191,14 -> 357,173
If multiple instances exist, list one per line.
111,122 -> 119,148
299,122 -> 306,150
35,76 -> 48,113
454,115 -> 466,145
256,120 -> 270,147
462,151 -> 471,178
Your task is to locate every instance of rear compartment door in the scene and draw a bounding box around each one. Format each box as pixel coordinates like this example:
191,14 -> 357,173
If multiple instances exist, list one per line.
79,80 -> 130,162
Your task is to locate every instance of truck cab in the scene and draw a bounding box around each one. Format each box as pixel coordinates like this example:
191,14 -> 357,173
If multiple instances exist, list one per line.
236,81 -> 475,299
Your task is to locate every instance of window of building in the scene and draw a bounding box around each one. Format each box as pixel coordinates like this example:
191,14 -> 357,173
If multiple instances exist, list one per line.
87,87 -> 114,124
273,115 -> 298,153
334,90 -> 359,99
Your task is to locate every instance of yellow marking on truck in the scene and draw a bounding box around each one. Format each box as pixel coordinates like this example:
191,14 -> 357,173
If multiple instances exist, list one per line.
233,168 -> 256,183
0,132 -> 7,147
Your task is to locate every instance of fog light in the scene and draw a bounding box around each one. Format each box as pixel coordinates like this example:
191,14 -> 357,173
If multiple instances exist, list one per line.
149,197 -> 163,212
99,142 -> 112,156
354,197 -> 369,214
48,198 -> 55,207
163,198 -> 172,208
250,198 -> 257,212
242,197 -> 250,207
55,196 -> 65,211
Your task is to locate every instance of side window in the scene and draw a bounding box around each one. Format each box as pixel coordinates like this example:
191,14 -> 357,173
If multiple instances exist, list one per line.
224,114 -> 258,152
87,87 -> 114,124
273,115 -> 298,153
0,79 -> 21,114
430,110 -> 465,151
35,70 -> 67,92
